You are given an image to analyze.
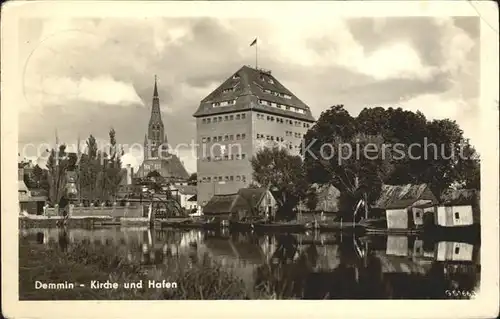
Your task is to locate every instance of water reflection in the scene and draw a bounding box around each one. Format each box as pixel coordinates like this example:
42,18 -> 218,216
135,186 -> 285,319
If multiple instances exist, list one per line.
20,228 -> 480,299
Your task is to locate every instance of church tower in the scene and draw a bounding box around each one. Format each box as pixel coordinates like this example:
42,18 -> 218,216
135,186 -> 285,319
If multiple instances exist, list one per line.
144,75 -> 166,159
136,75 -> 189,182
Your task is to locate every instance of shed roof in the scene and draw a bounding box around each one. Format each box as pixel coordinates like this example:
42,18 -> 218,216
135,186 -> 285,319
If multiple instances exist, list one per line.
174,185 -> 197,195
373,184 -> 438,209
232,187 -> 268,212
203,194 -> 239,214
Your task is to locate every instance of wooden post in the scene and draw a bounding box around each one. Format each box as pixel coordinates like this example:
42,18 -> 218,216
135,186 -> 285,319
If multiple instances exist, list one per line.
148,202 -> 153,227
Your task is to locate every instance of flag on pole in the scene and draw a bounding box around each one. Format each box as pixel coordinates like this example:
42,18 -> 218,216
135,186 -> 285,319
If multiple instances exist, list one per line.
250,38 -> 257,46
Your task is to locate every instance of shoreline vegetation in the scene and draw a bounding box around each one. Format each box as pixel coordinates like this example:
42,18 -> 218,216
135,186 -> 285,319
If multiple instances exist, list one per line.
19,237 -> 272,300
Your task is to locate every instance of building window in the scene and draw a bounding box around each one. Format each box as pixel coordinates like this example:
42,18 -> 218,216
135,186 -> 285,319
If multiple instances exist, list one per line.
202,137 -> 207,143
230,115 -> 234,120
229,134 -> 234,140
224,115 -> 228,121
236,114 -> 241,120
241,113 -> 246,119
236,134 -> 241,140
232,74 -> 240,79
241,154 -> 246,159
207,177 -> 211,182
230,176 -> 234,181
218,116 -> 222,122
242,175 -> 246,182
241,133 -> 246,139
454,212 -> 460,219
202,119 -> 206,124
454,247 -> 460,254
213,102 -> 221,107
218,176 -> 223,181
206,156 -> 211,162
207,118 -> 211,124
225,176 -> 229,181
236,176 -> 241,182
207,137 -> 211,142
224,135 -> 229,141
223,155 -> 229,160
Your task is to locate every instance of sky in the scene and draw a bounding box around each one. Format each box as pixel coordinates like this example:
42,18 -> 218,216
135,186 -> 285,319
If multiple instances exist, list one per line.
17,16 -> 480,173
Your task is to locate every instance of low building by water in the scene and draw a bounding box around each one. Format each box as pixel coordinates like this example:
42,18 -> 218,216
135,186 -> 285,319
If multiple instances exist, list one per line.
372,184 -> 439,230
203,187 -> 277,221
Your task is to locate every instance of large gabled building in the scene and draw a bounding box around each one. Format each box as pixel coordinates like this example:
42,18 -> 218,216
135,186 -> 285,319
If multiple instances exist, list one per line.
193,65 -> 315,206
136,77 -> 190,183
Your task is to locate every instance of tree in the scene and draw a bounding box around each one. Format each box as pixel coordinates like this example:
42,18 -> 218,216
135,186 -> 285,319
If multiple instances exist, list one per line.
303,105 -> 392,217
251,146 -> 308,221
46,144 -> 71,206
320,106 -> 480,202
304,185 -> 319,212
32,164 -> 49,191
79,135 -> 100,202
187,172 -> 198,186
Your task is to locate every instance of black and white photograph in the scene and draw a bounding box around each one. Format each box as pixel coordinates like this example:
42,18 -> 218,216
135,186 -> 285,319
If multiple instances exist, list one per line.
1,1 -> 499,318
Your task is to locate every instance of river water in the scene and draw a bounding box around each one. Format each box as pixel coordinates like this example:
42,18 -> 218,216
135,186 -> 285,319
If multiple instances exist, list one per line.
20,227 -> 481,299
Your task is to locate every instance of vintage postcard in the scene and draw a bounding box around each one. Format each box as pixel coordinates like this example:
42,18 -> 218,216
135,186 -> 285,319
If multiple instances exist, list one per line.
1,1 -> 499,318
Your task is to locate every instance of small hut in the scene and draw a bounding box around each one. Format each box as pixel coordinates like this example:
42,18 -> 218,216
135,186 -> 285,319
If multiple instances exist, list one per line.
202,194 -> 239,220
372,184 -> 438,230
203,188 -> 277,221
437,189 -> 480,227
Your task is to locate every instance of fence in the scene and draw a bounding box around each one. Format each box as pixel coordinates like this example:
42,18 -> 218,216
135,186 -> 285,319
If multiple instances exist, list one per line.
45,203 -> 145,219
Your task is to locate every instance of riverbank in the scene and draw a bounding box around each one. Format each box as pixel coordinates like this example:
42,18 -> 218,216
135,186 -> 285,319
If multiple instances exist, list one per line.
19,237 -> 271,300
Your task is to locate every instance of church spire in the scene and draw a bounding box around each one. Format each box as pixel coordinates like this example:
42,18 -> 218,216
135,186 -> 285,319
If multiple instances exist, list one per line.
149,75 -> 162,125
153,74 -> 158,97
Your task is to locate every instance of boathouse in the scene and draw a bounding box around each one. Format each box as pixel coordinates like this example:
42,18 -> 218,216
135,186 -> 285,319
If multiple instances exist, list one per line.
203,187 -> 277,221
436,189 -> 480,227
372,184 -> 439,230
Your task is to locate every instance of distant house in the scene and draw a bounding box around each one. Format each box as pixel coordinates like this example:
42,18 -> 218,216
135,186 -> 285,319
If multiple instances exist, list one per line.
372,184 -> 439,230
203,187 -> 277,221
170,184 -> 199,213
297,184 -> 340,223
437,189 -> 480,228
18,168 -> 46,215
203,193 -> 239,220
232,188 -> 277,220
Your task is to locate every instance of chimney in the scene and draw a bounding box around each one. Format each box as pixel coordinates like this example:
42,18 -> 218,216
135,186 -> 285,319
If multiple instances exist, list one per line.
126,164 -> 132,185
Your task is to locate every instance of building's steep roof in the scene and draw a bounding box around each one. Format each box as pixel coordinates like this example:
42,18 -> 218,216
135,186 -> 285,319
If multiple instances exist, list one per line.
373,184 -> 438,209
203,193 -> 239,214
174,185 -> 197,195
232,187 -> 268,212
161,154 -> 189,180
193,65 -> 315,122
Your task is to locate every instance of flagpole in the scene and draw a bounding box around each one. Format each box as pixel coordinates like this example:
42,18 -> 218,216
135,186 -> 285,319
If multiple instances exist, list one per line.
255,39 -> 258,69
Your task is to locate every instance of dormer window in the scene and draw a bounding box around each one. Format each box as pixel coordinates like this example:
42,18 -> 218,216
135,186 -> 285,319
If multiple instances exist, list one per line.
269,79 -> 274,84
213,102 -> 221,107
232,74 -> 240,79
223,87 -> 234,93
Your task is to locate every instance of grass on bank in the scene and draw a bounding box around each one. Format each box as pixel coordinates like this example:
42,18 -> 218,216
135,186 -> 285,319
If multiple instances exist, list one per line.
19,238 -> 271,300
